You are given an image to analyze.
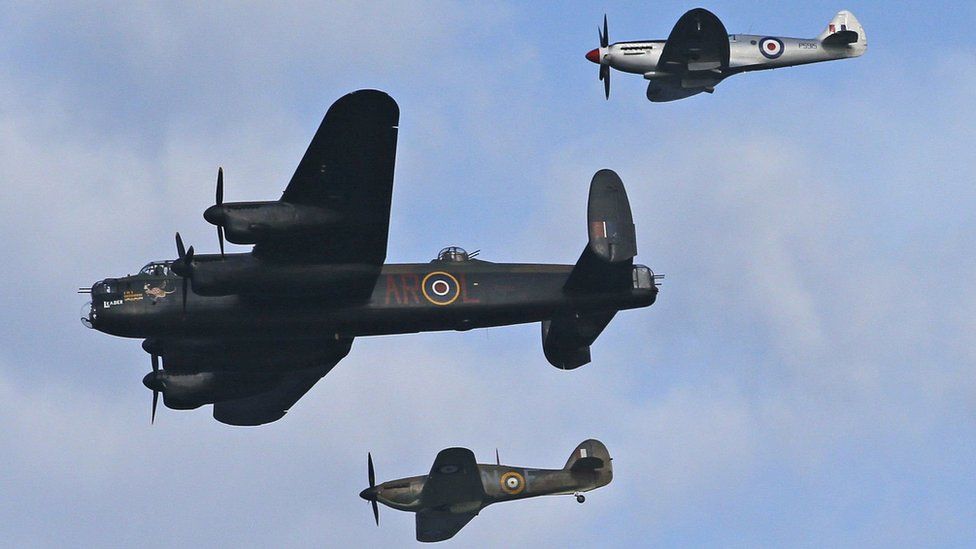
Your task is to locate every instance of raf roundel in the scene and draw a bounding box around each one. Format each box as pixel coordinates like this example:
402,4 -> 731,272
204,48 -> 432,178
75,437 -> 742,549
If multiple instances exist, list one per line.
422,271 -> 460,306
759,37 -> 784,59
499,471 -> 525,495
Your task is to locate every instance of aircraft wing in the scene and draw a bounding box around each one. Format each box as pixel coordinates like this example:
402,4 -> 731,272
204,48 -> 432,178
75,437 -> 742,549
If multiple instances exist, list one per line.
211,365 -> 332,426
420,447 -> 486,509
158,337 -> 352,426
658,8 -> 730,73
415,510 -> 478,543
255,89 -> 399,264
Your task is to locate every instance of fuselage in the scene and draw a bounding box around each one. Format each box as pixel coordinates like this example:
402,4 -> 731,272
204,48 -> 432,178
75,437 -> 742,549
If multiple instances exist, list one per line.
604,33 -> 863,77
370,464 -> 610,513
85,255 -> 657,340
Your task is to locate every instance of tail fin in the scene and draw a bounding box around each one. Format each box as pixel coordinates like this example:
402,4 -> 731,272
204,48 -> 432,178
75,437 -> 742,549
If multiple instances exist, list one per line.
818,10 -> 867,54
543,170 -> 637,370
564,440 -> 613,484
564,169 -> 636,294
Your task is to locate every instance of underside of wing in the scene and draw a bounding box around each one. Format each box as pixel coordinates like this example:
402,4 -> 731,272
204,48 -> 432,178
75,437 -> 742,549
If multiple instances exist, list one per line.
211,365 -> 330,426
421,448 -> 486,509
659,8 -> 730,74
646,77 -> 713,102
256,89 -> 399,264
147,337 -> 353,426
415,510 -> 478,543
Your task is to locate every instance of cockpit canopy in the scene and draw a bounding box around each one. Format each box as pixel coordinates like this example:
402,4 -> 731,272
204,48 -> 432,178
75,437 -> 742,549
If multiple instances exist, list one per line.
435,246 -> 479,262
139,261 -> 174,277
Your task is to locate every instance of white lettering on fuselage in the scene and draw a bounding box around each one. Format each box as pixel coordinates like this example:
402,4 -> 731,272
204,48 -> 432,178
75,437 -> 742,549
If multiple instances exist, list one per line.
102,299 -> 123,309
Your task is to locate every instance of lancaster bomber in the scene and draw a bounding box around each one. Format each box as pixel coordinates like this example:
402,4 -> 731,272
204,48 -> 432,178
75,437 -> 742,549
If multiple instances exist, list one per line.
80,90 -> 660,426
360,440 -> 613,542
586,8 -> 866,101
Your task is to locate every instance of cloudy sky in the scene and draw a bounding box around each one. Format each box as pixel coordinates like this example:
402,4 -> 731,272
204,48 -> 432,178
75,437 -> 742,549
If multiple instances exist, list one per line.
1,1 -> 974,546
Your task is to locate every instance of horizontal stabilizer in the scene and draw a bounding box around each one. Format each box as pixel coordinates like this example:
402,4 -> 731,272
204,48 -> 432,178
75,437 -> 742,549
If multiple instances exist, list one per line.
817,10 -> 866,56
542,311 -> 615,370
570,456 -> 605,472
822,30 -> 858,47
564,439 -> 612,476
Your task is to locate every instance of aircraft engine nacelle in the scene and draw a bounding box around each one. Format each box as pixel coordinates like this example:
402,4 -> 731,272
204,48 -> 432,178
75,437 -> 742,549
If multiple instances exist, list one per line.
141,338 -> 352,410
204,201 -> 341,244
143,370 -> 279,410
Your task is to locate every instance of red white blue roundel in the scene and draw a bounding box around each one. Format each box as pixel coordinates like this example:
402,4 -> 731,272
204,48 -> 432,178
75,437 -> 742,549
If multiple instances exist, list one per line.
759,37 -> 784,59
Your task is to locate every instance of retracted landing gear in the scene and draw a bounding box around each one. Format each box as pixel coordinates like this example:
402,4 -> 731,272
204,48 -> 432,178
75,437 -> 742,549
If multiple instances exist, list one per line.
575,492 -> 586,504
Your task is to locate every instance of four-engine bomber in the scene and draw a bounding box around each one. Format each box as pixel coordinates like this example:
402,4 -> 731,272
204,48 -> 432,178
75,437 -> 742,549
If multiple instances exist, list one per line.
82,90 -> 660,426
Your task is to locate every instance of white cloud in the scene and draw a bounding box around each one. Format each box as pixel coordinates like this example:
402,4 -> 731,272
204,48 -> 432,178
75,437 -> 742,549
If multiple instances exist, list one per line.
2,2 -> 976,547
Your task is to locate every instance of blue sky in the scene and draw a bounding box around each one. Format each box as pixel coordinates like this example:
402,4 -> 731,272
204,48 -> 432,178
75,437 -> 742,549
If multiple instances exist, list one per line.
1,1 -> 974,546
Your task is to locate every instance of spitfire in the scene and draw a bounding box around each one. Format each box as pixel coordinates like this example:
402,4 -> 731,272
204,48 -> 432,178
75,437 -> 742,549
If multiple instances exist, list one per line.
360,440 -> 613,542
81,90 -> 660,426
586,9 -> 867,102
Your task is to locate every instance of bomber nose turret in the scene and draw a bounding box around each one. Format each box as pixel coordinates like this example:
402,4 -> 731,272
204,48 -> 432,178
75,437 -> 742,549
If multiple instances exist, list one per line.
80,301 -> 94,328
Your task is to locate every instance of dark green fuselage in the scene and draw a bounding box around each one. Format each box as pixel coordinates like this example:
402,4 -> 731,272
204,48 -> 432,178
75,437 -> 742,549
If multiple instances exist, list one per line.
88,255 -> 656,341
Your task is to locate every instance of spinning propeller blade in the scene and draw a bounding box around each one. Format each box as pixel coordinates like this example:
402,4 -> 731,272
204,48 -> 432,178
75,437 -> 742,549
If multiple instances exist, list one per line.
367,452 -> 379,525
216,168 -> 225,257
150,353 -> 159,424
173,233 -> 194,316
175,232 -> 186,261
601,14 -> 609,48
216,167 -> 223,206
596,15 -> 611,99
368,452 -> 375,487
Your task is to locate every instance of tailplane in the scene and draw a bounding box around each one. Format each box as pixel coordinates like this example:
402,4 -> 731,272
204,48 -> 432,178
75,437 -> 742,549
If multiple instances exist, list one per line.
818,10 -> 867,55
564,439 -> 613,488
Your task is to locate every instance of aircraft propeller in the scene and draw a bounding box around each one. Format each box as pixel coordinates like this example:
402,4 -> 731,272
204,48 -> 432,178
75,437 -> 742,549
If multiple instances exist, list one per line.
360,452 -> 380,526
150,353 -> 160,424
172,232 -> 195,315
140,351 -> 163,424
215,167 -> 225,257
598,15 -> 611,99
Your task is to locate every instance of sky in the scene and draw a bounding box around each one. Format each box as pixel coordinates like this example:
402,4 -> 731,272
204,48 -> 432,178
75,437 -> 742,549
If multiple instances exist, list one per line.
1,1 -> 974,546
